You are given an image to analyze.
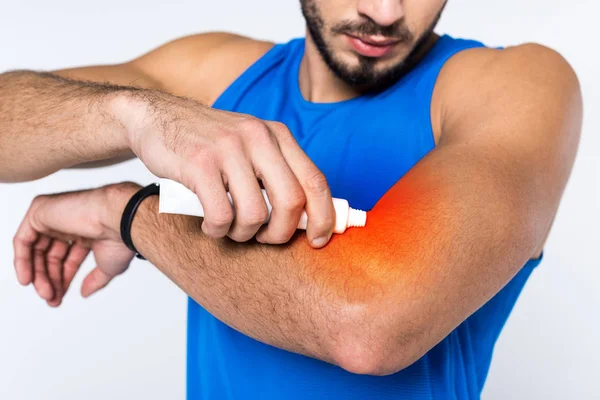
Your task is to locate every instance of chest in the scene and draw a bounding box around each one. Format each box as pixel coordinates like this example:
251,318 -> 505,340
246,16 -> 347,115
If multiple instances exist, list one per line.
278,107 -> 434,211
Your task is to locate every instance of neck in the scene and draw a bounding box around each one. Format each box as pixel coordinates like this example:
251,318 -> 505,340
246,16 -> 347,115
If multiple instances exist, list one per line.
298,30 -> 439,104
299,30 -> 359,103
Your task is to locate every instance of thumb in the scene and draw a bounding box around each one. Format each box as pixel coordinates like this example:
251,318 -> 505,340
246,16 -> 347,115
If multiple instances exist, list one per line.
81,267 -> 114,298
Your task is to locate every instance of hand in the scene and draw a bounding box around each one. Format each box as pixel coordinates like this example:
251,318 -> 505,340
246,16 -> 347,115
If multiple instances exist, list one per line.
113,92 -> 335,247
13,183 -> 140,306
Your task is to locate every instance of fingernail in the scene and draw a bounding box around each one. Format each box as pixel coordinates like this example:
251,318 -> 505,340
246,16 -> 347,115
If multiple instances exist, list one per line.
311,236 -> 329,248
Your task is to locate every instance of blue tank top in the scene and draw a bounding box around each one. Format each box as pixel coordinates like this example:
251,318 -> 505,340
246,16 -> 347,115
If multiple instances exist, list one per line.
187,34 -> 543,400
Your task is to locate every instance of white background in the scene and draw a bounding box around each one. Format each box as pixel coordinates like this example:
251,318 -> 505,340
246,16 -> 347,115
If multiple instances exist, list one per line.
0,1 -> 598,399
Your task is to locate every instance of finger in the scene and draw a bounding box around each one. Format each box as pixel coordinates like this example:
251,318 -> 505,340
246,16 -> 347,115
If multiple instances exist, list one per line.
32,235 -> 54,301
62,242 -> 91,297
13,213 -> 40,286
224,155 -> 269,242
185,158 -> 234,238
251,127 -> 306,244
46,239 -> 70,307
81,267 -> 112,298
269,123 -> 335,247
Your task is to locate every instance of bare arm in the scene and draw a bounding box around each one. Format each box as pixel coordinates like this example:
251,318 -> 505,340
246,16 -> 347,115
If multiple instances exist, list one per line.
0,71 -> 132,180
14,44 -> 581,373
123,45 -> 581,373
4,34 -> 340,247
0,33 -> 254,181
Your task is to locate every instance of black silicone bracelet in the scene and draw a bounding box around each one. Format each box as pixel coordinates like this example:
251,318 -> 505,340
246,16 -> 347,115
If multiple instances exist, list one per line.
120,183 -> 160,260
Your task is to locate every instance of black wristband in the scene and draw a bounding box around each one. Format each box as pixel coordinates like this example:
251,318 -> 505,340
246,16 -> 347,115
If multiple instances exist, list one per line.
120,183 -> 160,260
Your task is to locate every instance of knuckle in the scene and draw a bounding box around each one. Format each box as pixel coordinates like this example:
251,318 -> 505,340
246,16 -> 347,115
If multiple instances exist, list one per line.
13,232 -> 28,246
29,208 -> 45,232
315,203 -> 336,227
206,209 -> 235,230
313,216 -> 334,232
237,117 -> 266,133
47,250 -> 63,263
238,118 -> 271,140
282,189 -> 306,212
63,259 -> 79,272
29,195 -> 48,216
227,232 -> 253,243
270,123 -> 295,143
269,121 -> 290,135
202,224 -> 226,239
303,171 -> 329,195
32,246 -> 46,256
269,231 -> 295,245
238,205 -> 269,228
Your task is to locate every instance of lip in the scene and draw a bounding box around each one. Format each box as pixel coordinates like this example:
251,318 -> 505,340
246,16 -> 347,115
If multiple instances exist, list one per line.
345,34 -> 400,58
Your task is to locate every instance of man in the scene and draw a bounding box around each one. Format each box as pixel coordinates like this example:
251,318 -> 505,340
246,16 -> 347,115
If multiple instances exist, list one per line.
2,0 -> 581,398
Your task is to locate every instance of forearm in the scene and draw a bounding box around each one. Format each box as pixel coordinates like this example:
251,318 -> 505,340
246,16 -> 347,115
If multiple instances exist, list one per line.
125,185 -> 433,374
0,71 -> 136,181
120,143 -> 547,374
129,194 -> 348,366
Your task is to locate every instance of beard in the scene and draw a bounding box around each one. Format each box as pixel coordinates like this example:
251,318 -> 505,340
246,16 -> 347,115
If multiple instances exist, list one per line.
300,0 -> 446,91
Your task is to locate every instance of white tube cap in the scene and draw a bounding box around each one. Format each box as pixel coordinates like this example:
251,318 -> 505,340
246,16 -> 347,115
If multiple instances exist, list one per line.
348,208 -> 367,228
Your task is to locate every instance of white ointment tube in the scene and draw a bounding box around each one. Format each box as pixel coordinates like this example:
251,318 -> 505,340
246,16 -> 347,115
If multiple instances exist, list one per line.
158,178 -> 367,234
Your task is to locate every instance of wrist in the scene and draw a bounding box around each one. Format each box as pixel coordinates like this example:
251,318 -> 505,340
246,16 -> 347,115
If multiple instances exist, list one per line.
108,89 -> 160,154
97,90 -> 136,156
129,194 -> 160,258
101,182 -> 143,239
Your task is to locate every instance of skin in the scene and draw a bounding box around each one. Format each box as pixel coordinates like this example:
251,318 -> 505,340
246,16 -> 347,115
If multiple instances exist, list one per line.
8,0 -> 582,376
0,35 -> 336,248
300,0 -> 446,94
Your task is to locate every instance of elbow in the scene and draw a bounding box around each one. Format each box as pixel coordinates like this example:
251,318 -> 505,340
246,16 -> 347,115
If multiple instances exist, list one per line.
327,301 -> 426,376
332,342 -> 419,377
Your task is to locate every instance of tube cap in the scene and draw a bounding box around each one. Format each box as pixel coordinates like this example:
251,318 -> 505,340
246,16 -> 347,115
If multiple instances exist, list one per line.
347,208 -> 367,228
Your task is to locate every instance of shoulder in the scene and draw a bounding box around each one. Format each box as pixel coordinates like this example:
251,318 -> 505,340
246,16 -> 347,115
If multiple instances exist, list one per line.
130,32 -> 275,105
439,42 -> 579,98
431,42 -> 582,145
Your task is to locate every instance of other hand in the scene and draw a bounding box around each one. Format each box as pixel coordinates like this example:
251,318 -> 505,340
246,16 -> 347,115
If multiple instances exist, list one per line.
13,183 -> 141,306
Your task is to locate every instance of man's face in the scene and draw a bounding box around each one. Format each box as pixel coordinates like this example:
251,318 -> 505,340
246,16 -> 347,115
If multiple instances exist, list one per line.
301,0 -> 447,89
